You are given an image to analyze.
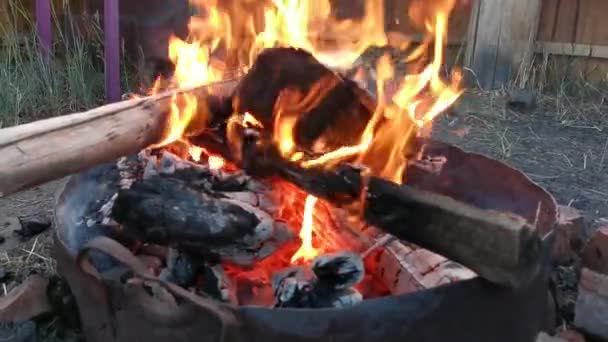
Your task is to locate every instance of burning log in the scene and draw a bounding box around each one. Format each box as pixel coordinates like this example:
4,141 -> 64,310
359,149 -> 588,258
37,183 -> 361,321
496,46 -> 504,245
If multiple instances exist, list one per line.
231,47 -> 375,151
238,145 -> 543,288
0,80 -> 237,197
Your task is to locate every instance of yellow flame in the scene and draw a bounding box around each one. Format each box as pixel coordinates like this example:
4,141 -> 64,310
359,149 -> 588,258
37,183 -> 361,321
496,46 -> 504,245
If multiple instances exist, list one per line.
291,195 -> 319,263
208,155 -> 225,170
155,0 -> 464,261
189,145 -> 204,162
269,1 -> 463,185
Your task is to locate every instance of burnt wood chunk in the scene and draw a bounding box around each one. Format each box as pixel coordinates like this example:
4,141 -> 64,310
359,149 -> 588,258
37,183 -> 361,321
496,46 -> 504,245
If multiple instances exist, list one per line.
272,255 -> 365,310
111,175 -> 293,265
312,252 -> 364,290
232,47 -> 374,151
112,176 -> 260,247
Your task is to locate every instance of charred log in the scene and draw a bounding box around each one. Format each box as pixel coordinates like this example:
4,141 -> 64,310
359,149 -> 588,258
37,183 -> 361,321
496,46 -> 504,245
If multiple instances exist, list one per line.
111,175 -> 294,266
238,144 -> 543,288
231,47 -> 375,151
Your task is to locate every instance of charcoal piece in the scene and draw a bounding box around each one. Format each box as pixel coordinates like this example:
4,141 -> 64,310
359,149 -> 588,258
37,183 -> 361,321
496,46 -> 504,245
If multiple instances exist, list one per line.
271,265 -> 363,309
15,216 -> 51,240
312,252 -> 364,290
232,47 -> 374,152
168,250 -> 203,288
112,176 -> 293,265
47,276 -> 81,329
209,173 -> 250,192
272,267 -> 313,309
112,176 -> 261,248
0,267 -> 11,283
198,265 -> 237,304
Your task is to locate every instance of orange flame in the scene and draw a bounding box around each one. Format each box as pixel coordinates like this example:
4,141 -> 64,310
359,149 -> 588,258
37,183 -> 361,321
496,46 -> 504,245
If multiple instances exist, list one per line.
269,0 -> 462,184
153,0 -> 464,263
290,195 -> 319,263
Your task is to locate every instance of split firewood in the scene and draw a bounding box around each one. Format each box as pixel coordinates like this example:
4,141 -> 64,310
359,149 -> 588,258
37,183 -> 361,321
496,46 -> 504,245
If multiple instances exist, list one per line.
237,144 -> 543,288
0,80 -> 237,197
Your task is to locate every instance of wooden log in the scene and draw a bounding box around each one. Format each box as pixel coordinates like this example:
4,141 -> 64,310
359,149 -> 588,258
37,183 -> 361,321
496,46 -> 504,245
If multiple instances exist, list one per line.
232,48 -> 375,152
239,145 -> 543,288
0,80 -> 238,197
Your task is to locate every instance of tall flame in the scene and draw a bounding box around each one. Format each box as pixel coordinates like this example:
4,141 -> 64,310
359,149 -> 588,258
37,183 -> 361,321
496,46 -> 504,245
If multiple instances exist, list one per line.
290,195 -> 319,263
153,0 -> 464,264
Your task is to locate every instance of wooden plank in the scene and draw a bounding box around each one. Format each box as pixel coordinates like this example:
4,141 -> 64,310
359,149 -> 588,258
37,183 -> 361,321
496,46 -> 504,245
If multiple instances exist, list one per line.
465,0 -> 542,89
575,0 -> 608,45
551,0 -> 579,43
535,41 -> 608,59
104,0 -> 121,103
536,0 -> 559,42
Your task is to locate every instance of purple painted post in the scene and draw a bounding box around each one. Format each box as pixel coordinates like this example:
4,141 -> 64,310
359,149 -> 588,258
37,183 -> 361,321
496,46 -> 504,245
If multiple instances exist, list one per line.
104,0 -> 121,103
35,0 -> 52,60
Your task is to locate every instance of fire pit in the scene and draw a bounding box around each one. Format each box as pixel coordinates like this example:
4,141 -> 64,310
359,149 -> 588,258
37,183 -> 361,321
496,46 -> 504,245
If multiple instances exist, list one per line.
46,2 -> 558,341
53,134 -> 557,342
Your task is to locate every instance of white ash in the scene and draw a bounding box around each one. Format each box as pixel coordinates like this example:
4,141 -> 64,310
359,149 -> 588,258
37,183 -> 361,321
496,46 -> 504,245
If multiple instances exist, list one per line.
211,220 -> 294,266
208,197 -> 294,266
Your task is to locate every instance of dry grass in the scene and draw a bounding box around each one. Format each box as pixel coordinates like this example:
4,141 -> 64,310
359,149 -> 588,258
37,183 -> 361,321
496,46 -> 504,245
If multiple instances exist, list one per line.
0,0 -> 140,127
436,84 -> 608,232
1,233 -> 56,290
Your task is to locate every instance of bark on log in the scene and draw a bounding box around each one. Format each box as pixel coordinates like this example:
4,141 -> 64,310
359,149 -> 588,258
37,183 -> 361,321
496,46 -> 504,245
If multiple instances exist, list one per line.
0,80 -> 238,197
239,145 -> 543,288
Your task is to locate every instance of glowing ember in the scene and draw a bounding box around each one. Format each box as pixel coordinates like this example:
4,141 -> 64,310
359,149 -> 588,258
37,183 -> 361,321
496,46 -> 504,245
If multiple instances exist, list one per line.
291,195 -> 320,264
208,154 -> 225,171
189,145 -> 204,162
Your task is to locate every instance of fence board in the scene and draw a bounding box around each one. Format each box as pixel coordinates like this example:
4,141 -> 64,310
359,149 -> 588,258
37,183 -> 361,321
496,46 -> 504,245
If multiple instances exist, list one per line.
575,0 -> 608,45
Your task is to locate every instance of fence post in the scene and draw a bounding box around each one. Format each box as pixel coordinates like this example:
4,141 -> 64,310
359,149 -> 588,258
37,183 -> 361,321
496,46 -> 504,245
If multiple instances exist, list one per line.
464,0 -> 542,89
35,0 -> 52,60
105,0 -> 121,103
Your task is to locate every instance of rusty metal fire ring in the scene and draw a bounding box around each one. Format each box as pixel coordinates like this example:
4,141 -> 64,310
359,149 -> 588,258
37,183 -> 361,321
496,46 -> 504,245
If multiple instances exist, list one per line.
53,138 -> 557,342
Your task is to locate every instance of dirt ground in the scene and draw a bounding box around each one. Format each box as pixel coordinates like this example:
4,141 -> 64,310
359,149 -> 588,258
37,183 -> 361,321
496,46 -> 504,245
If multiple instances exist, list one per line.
0,90 -> 606,340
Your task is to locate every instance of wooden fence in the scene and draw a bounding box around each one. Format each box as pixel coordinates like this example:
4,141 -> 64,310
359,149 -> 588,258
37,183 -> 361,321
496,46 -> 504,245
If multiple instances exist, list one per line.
387,0 -> 608,88
6,0 -> 608,98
